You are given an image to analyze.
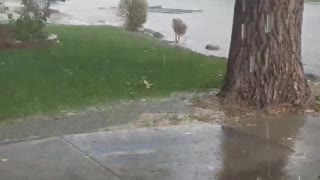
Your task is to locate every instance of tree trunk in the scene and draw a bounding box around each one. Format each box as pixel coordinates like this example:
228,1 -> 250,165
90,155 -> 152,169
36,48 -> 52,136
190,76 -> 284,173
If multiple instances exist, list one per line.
218,0 -> 314,108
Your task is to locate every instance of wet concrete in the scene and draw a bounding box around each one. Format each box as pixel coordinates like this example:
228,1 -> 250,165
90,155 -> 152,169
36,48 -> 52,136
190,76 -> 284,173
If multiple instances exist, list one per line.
1,115 -> 319,180
218,115 -> 320,180
0,137 -> 120,180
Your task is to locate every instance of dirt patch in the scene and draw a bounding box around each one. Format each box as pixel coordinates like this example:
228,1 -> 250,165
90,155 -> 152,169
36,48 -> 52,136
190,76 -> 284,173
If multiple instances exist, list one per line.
126,83 -> 320,130
0,34 -> 59,50
123,90 -> 255,129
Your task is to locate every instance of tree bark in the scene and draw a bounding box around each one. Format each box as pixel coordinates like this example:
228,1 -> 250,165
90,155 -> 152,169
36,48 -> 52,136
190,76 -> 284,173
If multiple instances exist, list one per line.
218,0 -> 314,108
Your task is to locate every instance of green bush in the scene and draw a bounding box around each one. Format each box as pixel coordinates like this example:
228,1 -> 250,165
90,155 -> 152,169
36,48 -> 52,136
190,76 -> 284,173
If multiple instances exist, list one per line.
118,0 -> 148,31
14,0 -> 48,41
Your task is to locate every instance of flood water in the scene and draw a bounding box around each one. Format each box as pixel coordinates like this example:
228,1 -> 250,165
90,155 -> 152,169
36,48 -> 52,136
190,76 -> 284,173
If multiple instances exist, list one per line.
6,0 -> 320,75
302,2 -> 320,75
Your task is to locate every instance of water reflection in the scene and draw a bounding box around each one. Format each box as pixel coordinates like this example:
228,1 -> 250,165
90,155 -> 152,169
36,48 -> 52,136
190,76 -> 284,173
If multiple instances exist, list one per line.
58,113 -> 320,180
286,115 -> 320,179
1,111 -> 319,179
302,2 -> 320,76
218,115 -> 307,180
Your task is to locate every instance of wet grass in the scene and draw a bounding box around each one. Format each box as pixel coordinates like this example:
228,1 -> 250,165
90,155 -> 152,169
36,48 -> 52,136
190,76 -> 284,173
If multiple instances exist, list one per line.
0,25 -> 226,121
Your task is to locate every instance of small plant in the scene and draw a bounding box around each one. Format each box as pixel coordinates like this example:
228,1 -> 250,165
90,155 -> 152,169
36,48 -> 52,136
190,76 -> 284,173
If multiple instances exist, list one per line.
118,0 -> 148,31
14,0 -> 49,40
172,18 -> 187,43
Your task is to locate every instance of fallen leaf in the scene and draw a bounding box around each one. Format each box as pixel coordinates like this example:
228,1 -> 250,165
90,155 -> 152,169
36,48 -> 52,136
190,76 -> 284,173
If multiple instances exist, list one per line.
143,80 -> 153,89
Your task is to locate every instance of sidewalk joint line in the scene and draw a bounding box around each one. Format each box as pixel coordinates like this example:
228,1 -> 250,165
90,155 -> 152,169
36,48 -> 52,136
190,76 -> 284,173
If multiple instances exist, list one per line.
60,136 -> 121,179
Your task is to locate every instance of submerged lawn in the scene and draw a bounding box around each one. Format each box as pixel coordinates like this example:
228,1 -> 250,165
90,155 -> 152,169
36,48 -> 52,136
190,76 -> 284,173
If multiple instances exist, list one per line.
0,25 -> 226,120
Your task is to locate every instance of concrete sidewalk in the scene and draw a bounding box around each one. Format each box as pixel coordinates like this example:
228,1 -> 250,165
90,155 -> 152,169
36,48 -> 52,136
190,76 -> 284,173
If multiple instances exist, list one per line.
0,137 -> 120,180
0,117 -> 320,180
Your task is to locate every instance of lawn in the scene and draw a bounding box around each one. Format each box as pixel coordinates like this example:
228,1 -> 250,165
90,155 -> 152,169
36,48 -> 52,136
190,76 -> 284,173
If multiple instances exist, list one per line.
0,25 -> 226,120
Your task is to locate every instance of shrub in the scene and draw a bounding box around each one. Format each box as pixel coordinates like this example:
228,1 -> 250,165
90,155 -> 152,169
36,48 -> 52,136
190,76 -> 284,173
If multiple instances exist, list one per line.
172,18 -> 187,43
118,0 -> 148,31
14,0 -> 49,40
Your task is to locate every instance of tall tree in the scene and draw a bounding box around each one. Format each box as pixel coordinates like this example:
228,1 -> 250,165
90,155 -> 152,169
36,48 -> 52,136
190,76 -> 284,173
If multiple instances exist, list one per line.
218,0 -> 314,108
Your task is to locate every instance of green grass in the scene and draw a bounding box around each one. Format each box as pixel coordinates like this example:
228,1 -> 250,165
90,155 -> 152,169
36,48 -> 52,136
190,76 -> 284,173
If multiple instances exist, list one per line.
0,25 -> 226,120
